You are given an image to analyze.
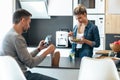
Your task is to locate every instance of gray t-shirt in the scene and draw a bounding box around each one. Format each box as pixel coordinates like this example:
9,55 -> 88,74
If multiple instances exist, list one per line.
0,28 -> 45,73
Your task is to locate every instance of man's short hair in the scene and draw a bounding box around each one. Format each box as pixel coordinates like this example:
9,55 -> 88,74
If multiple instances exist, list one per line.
13,9 -> 32,24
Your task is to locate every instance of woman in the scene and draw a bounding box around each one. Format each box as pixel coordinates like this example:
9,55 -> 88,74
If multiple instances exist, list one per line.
68,4 -> 100,58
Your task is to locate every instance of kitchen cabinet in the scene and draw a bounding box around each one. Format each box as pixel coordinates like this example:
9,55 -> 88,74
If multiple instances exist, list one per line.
48,0 -> 73,16
19,0 -> 51,19
105,0 -> 120,34
108,0 -> 120,14
105,15 -> 120,34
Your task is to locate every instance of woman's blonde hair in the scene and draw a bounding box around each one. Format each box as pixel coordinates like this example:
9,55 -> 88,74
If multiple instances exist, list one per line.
73,4 -> 87,15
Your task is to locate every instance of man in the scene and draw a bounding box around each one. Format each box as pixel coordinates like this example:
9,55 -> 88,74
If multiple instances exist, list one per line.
0,9 -> 60,80
68,4 -> 100,58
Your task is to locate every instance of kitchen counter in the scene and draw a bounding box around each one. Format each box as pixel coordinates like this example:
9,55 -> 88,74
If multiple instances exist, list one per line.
29,57 -> 81,80
36,56 -> 81,69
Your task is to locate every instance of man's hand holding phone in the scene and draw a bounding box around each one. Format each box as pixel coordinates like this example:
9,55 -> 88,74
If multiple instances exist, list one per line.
37,40 -> 47,51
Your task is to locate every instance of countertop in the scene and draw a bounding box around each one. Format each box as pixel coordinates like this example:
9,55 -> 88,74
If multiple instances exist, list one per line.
36,57 -> 81,69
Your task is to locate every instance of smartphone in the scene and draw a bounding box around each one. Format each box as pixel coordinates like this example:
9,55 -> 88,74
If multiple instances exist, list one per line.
44,35 -> 52,46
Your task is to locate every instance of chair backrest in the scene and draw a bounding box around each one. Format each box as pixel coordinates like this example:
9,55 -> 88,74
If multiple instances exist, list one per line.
78,57 -> 120,80
0,56 -> 26,80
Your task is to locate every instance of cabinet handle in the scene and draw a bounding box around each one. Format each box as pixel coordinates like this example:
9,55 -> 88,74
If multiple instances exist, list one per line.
114,35 -> 120,38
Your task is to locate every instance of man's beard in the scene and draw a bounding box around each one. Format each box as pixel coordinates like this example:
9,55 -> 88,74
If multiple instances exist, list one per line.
23,29 -> 28,33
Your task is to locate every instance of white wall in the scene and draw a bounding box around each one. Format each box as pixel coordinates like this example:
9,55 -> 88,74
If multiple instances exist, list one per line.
0,0 -> 15,49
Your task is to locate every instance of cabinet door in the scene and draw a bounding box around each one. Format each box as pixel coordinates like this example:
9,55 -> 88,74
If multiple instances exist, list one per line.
105,15 -> 120,34
48,0 -> 73,16
105,0 -> 120,34
108,0 -> 120,14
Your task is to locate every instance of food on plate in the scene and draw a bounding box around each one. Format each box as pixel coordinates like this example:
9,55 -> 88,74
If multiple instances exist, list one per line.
71,38 -> 81,42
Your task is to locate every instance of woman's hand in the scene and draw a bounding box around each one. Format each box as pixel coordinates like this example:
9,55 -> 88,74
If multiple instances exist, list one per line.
76,37 -> 84,44
68,31 -> 73,37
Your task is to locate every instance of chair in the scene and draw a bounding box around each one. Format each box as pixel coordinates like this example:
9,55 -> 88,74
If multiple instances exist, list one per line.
78,57 -> 120,80
0,56 -> 26,80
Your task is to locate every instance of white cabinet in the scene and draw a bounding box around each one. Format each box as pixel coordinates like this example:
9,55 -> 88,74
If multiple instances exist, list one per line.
108,0 -> 120,14
48,0 -> 73,16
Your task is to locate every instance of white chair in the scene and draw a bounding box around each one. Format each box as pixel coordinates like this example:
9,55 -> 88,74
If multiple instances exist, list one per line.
78,57 -> 120,80
0,56 -> 26,80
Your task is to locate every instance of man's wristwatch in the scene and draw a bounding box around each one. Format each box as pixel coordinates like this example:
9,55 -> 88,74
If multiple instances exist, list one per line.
37,48 -> 41,52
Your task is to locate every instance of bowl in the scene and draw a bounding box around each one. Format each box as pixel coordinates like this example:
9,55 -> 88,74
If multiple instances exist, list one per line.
109,43 -> 120,52
71,38 -> 81,42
